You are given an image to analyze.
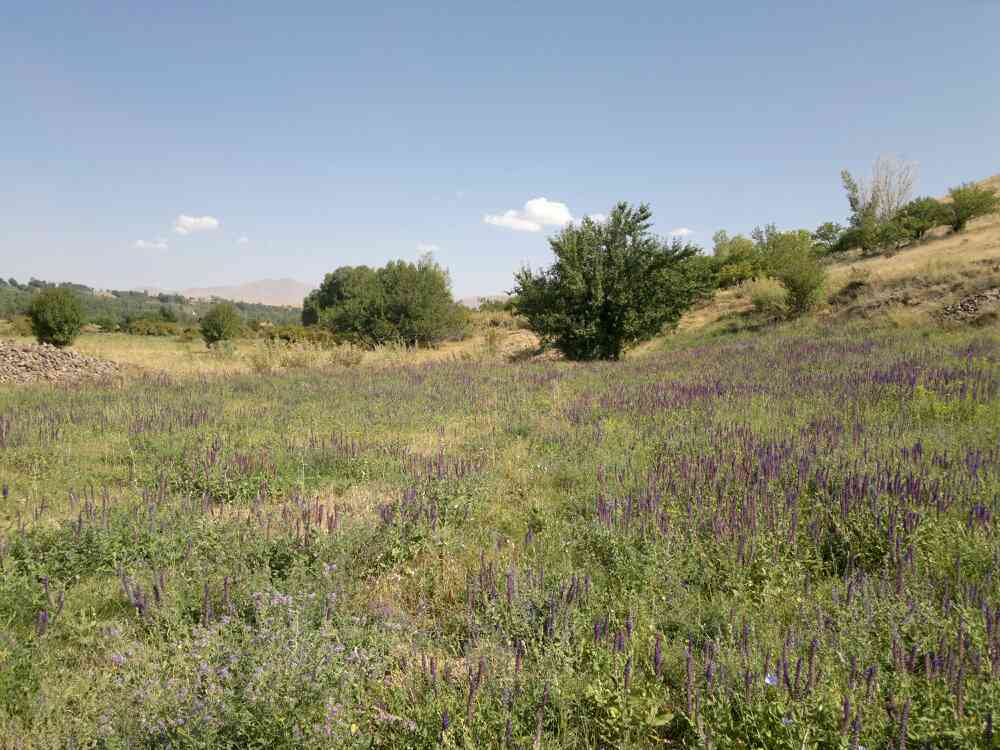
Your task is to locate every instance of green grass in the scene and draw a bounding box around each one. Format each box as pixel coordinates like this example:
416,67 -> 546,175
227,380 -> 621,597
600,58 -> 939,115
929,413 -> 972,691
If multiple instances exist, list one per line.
1,321 -> 998,748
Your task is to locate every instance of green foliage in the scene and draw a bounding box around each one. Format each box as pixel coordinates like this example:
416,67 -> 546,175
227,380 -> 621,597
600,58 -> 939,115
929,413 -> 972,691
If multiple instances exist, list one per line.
200,302 -> 244,346
742,276 -> 788,316
811,222 -> 845,254
125,318 -> 181,336
713,231 -> 761,287
513,202 -> 713,360
896,196 -> 951,241
946,182 -> 1000,232
28,287 -> 84,347
264,324 -> 337,348
755,226 -> 827,316
305,256 -> 468,347
712,230 -> 756,261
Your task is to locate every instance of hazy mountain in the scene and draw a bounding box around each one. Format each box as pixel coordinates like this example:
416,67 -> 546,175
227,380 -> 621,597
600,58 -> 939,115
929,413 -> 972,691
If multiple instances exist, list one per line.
181,278 -> 313,307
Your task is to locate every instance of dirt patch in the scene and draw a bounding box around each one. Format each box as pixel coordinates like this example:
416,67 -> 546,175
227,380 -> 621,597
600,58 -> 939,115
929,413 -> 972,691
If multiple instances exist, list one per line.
0,339 -> 122,385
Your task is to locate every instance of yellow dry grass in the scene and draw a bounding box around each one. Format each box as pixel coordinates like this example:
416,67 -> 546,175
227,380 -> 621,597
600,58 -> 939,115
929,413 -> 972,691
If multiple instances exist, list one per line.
1,326 -> 543,380
678,173 -> 1000,333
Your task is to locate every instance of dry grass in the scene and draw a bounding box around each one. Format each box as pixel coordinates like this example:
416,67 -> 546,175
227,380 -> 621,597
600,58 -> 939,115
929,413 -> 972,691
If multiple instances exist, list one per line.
1,327 -> 544,379
679,174 -> 1000,334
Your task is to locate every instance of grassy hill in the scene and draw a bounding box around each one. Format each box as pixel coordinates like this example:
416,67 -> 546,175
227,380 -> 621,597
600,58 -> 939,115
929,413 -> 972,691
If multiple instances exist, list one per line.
679,173 -> 1000,337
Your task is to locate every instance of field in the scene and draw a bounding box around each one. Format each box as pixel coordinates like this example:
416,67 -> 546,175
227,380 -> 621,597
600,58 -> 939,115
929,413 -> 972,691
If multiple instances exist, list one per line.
1,316 -> 999,748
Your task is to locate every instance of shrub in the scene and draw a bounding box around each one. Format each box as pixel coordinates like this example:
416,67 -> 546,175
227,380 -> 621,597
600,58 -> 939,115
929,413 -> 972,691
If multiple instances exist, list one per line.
713,231 -> 762,287
266,324 -> 337,348
895,196 -> 950,242
304,256 -> 469,348
742,276 -> 788,316
775,253 -> 827,315
811,222 -> 846,254
756,227 -> 827,316
125,318 -> 180,337
27,287 -> 83,347
8,314 -> 34,337
513,202 -> 714,360
199,302 -> 243,347
945,182 -> 1000,232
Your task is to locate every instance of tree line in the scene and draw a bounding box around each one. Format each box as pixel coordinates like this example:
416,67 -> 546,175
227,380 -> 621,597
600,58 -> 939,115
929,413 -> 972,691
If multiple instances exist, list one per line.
15,160 -> 999,355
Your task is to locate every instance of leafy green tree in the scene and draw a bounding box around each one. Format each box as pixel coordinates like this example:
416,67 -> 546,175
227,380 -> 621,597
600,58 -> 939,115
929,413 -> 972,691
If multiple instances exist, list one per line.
305,256 -> 467,347
712,230 -> 761,286
512,202 -> 713,360
200,302 -> 243,346
28,287 -> 84,347
945,183 -> 1000,232
811,222 -> 845,254
895,196 -> 950,242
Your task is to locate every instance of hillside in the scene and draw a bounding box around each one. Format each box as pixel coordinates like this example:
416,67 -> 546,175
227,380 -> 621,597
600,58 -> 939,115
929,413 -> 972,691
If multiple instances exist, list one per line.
182,278 -> 312,307
679,173 -> 1000,334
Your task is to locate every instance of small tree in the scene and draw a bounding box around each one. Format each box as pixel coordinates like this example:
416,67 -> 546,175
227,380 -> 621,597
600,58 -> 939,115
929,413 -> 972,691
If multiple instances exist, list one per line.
894,196 -> 950,242
200,302 -> 243,347
811,222 -> 846,254
840,155 -> 919,255
756,226 -> 827,316
28,287 -> 83,347
513,202 -> 713,360
945,183 -> 1000,232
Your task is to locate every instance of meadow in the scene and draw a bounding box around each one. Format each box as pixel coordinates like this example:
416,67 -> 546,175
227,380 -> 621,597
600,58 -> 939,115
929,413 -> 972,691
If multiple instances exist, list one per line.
1,320 -> 999,748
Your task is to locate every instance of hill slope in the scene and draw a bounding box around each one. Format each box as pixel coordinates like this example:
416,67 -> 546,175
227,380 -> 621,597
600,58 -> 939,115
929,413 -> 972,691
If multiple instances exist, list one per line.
680,173 -> 1000,333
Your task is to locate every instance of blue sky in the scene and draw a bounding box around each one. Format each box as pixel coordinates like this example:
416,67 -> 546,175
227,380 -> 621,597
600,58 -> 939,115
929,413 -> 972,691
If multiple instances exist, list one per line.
3,1 -> 999,298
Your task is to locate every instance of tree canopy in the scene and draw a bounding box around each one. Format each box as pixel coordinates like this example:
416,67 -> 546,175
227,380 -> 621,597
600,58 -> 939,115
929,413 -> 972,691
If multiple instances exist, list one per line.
512,202 -> 713,360
303,256 -> 467,347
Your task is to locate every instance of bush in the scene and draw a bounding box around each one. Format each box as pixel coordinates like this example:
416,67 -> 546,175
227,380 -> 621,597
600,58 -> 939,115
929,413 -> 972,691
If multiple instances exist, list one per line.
811,222 -> 846,254
8,314 -> 34,337
28,287 -> 83,347
945,183 -> 1000,232
125,318 -> 180,337
199,302 -> 243,347
895,196 -> 950,242
513,202 -> 714,360
742,276 -> 788,316
265,324 -> 337,348
756,227 -> 827,316
304,256 -> 469,348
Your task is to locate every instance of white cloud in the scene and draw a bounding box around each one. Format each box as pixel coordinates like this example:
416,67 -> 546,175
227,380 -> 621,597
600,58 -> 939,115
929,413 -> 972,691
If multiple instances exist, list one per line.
670,227 -> 694,237
587,213 -> 608,223
237,235 -> 250,245
174,214 -> 220,235
416,243 -> 441,253
134,238 -> 168,251
484,197 -> 574,232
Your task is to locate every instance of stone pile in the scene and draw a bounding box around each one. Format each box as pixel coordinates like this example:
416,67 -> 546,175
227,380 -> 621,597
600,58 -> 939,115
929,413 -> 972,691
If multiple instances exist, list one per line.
939,287 -> 1000,324
0,339 -> 121,385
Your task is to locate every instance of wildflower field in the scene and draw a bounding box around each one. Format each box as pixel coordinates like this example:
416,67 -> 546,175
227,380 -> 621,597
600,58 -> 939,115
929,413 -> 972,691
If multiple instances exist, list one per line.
1,323 -> 998,748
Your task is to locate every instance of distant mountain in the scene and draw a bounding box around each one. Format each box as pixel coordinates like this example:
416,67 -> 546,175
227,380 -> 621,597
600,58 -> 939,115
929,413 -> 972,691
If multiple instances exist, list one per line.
181,278 -> 313,307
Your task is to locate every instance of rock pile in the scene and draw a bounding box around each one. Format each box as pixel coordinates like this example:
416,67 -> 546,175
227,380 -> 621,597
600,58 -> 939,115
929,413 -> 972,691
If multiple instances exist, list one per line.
939,288 -> 1000,324
0,340 -> 122,385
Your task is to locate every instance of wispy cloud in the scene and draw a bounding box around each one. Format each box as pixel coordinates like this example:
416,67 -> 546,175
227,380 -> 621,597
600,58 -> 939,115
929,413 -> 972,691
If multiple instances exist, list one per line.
586,213 -> 607,223
416,243 -> 441,254
484,197 -> 574,233
134,238 -> 168,251
174,214 -> 220,235
670,227 -> 694,237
